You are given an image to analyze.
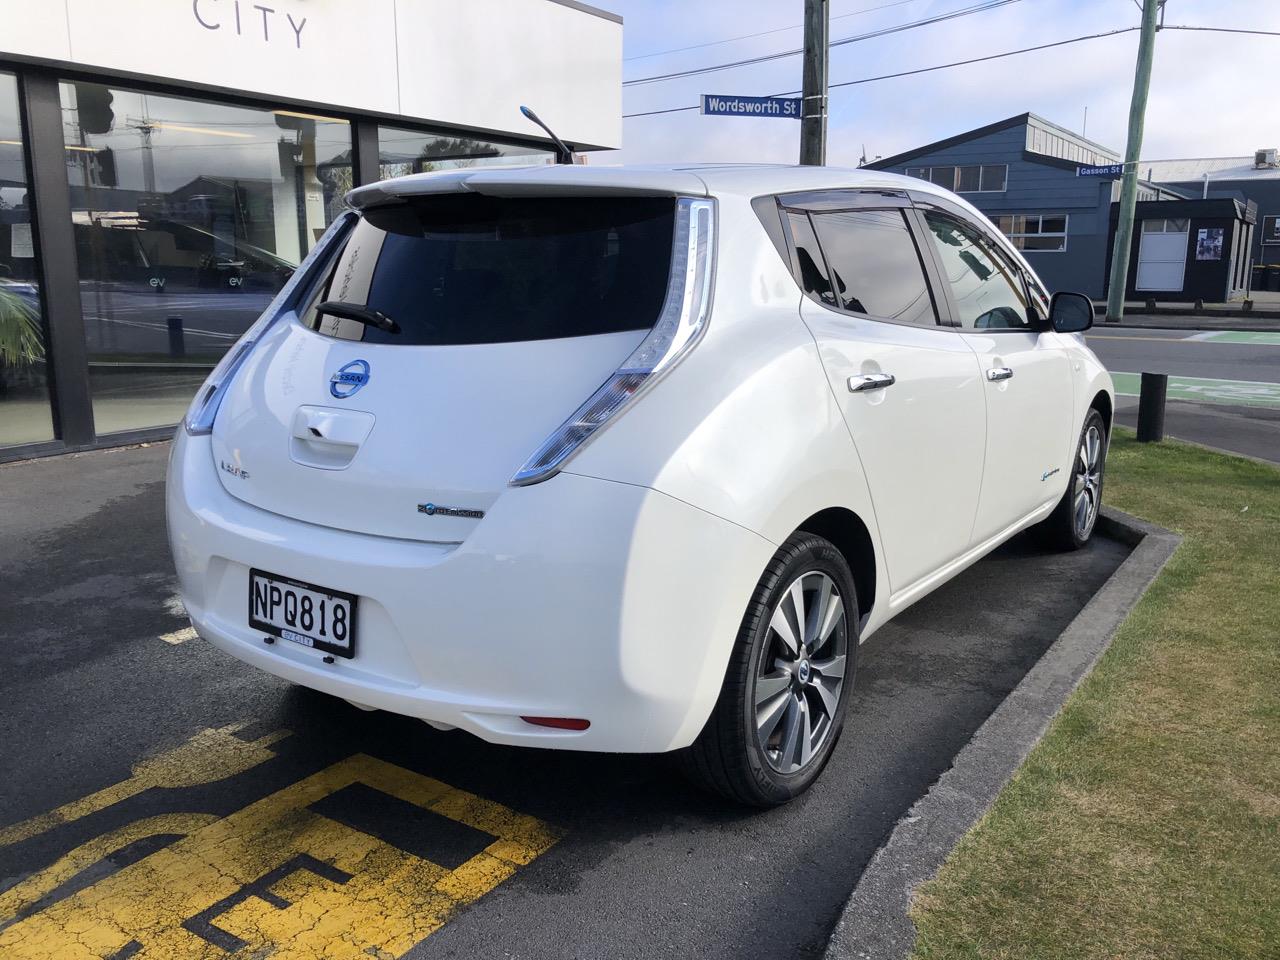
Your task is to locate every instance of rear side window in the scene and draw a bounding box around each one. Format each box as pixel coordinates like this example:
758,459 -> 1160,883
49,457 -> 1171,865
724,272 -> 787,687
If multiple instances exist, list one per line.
809,209 -> 938,326
312,196 -> 675,345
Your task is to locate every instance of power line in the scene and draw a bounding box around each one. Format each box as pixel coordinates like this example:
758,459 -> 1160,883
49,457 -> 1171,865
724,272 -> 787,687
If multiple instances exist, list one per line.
623,0 -> 925,62
623,27 -> 1139,118
623,0 -> 1023,87
1161,25 -> 1280,38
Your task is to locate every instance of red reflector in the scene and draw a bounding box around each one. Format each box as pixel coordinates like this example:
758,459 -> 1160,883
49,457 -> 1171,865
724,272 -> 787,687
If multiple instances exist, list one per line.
521,716 -> 590,731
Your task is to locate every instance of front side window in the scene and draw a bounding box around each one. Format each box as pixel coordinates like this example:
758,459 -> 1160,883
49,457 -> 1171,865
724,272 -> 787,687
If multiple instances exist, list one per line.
809,208 -> 937,326
923,212 -> 1031,331
312,195 -> 675,345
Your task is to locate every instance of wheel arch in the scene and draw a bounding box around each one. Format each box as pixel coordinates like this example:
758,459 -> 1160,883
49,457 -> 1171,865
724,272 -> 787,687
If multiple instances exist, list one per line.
1090,388 -> 1113,435
793,507 -> 877,629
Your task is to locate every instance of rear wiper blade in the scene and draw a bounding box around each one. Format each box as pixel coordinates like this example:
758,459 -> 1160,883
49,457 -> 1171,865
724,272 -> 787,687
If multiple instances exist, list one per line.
317,301 -> 400,334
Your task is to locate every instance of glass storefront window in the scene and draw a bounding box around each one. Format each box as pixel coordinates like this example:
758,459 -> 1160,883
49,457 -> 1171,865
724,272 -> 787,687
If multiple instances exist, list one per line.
60,82 -> 352,435
376,126 -> 551,180
1,72 -> 55,448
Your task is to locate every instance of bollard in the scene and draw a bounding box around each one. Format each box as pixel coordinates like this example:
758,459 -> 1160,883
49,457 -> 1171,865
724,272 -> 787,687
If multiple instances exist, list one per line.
167,316 -> 185,359
1136,372 -> 1167,443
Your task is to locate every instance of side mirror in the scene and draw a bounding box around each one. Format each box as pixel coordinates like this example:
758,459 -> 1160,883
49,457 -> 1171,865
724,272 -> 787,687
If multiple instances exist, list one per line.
1049,291 -> 1093,333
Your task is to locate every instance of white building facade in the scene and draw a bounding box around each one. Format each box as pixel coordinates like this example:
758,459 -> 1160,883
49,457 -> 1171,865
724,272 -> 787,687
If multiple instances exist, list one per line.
0,0 -> 621,457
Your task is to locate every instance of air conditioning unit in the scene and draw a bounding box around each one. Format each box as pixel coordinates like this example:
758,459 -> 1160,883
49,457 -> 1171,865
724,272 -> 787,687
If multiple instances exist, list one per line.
1255,148 -> 1278,168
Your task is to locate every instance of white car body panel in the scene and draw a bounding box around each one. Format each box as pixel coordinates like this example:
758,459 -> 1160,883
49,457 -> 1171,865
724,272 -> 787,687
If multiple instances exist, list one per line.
960,329 -> 1076,543
211,314 -> 645,543
170,429 -> 775,752
799,301 -> 987,594
167,163 -> 1114,753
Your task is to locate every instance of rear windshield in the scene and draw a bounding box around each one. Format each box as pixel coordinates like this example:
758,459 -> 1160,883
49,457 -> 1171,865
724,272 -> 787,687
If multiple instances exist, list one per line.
309,195 -> 675,345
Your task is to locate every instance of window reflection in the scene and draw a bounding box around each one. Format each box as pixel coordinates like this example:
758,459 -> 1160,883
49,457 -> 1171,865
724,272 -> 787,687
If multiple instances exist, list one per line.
377,125 -> 551,179
1,72 -> 54,448
61,82 -> 352,435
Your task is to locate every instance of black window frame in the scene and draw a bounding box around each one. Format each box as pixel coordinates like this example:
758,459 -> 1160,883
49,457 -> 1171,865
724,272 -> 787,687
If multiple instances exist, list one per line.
766,189 -> 946,330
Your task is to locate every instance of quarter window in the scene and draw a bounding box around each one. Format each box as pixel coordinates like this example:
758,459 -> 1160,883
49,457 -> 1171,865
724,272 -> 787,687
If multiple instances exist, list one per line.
808,209 -> 937,326
996,214 -> 1069,252
922,212 -> 1031,330
784,212 -> 837,307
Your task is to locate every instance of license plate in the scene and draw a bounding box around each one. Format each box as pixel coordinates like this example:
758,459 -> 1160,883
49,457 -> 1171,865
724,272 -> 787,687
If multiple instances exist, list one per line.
248,569 -> 357,658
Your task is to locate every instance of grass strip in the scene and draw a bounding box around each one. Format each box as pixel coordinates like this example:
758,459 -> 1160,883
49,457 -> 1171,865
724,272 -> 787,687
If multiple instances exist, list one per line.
910,431 -> 1280,960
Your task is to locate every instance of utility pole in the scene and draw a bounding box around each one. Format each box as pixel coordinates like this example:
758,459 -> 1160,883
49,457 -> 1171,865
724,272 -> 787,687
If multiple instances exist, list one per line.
1105,0 -> 1162,322
800,0 -> 828,166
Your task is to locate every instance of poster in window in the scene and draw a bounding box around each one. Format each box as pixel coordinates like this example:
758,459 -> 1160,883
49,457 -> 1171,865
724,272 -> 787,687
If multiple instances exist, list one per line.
1195,227 -> 1223,261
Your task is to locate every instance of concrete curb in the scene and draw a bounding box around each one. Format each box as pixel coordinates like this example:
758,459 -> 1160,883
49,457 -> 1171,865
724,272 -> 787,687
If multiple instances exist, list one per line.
823,507 -> 1181,960
1102,319 -> 1280,333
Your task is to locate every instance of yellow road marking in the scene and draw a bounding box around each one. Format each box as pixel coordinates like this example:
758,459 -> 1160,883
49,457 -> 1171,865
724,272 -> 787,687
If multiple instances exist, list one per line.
159,627 -> 198,645
0,754 -> 561,959
0,723 -> 290,848
0,813 -> 220,923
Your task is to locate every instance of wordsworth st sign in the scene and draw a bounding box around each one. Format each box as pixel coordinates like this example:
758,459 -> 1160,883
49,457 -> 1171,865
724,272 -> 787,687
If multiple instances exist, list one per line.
701,94 -> 802,119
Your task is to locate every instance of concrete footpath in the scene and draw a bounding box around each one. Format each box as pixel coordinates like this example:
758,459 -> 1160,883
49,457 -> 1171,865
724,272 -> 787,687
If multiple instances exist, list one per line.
1091,291 -> 1280,330
1093,312 -> 1280,333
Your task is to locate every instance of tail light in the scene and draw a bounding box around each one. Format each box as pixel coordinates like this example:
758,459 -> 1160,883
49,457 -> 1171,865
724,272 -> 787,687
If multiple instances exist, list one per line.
182,212 -> 357,436
510,196 -> 716,486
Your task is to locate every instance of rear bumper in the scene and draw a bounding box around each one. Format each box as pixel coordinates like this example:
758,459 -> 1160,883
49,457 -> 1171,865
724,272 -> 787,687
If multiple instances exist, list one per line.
166,431 -> 774,752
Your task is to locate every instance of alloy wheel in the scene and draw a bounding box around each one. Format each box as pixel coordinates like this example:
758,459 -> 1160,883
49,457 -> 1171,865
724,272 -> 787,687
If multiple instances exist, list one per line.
754,571 -> 848,774
1073,423 -> 1104,539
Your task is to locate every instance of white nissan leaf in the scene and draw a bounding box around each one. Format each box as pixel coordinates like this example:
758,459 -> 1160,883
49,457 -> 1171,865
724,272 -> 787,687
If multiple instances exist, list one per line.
167,163 -> 1113,806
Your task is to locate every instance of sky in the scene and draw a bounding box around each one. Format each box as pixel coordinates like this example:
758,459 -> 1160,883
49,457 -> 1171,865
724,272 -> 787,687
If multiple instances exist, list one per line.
592,0 -> 1279,166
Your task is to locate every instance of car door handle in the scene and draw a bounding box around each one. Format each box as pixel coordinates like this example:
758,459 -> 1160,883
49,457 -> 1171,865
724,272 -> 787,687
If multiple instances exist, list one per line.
987,366 -> 1014,382
848,373 -> 896,392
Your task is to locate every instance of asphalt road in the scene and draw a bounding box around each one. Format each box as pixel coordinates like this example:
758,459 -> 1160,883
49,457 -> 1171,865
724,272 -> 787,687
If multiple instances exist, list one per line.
1084,327 -> 1280,383
0,444 -> 1129,960
1084,327 -> 1280,463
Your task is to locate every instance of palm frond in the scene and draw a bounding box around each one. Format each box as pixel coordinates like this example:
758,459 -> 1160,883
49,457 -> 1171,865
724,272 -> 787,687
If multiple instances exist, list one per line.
0,288 -> 45,366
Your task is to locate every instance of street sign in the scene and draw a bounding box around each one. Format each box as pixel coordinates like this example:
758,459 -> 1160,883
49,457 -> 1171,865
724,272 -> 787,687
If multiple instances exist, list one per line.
1076,163 -> 1125,177
701,94 -> 801,119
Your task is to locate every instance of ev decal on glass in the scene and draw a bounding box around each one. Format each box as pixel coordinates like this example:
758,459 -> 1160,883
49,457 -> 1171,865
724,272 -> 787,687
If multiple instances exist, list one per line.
329,359 -> 371,399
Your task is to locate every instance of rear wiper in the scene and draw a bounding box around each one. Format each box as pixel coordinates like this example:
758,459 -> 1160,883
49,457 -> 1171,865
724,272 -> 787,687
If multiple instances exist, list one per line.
316,301 -> 400,334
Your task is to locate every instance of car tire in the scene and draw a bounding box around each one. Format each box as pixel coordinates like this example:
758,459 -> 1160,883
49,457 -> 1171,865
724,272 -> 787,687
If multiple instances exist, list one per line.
1039,408 -> 1108,551
679,532 -> 859,807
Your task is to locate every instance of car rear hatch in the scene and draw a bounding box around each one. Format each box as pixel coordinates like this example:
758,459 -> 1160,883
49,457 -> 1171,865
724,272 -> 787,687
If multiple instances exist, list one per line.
210,175 -> 700,544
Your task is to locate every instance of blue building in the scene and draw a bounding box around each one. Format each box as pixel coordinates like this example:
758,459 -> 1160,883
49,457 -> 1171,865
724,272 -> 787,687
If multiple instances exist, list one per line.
867,112 -> 1252,302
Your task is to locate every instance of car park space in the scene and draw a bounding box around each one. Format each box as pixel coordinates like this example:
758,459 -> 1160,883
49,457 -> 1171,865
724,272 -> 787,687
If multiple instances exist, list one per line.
0,444 -> 1129,959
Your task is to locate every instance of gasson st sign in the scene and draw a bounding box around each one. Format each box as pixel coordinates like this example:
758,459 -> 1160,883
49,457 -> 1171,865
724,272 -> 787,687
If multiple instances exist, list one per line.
701,95 -> 802,119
